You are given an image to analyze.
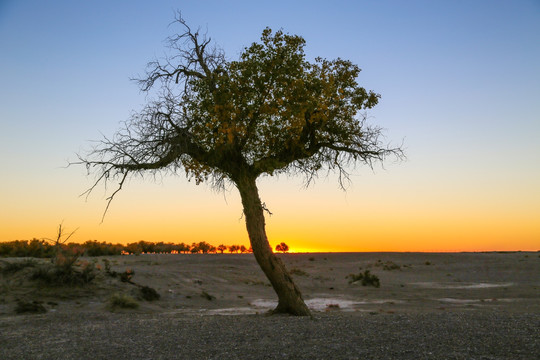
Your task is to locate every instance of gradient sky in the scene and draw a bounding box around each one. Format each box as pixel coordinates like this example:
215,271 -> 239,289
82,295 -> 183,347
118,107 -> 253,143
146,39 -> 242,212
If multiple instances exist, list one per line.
1,0 -> 539,252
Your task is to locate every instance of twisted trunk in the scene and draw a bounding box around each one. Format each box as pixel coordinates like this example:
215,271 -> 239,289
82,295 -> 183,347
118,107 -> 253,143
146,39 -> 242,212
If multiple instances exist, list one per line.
235,174 -> 311,316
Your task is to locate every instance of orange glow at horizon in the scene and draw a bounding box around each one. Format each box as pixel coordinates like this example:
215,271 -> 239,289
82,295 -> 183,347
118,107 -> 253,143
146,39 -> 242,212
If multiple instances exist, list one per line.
1,172 -> 539,253
1,2 -> 539,255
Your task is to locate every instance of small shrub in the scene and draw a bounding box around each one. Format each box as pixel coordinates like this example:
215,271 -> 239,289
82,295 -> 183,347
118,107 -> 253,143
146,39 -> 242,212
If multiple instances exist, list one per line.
425,261 -> 431,266
15,300 -> 47,314
347,270 -> 380,287
308,257 -> 315,262
109,293 -> 139,309
290,268 -> 308,276
201,291 -> 215,301
119,268 -> 134,283
140,286 -> 160,301
382,261 -> 401,271
103,259 -> 114,275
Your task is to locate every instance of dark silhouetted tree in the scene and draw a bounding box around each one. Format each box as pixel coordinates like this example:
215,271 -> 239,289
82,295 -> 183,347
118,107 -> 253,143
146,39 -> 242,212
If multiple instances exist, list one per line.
196,241 -> 212,253
217,244 -> 227,254
275,242 -> 289,253
76,14 -> 402,316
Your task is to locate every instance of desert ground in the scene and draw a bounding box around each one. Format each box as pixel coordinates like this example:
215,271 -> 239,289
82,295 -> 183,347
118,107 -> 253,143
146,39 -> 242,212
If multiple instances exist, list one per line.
1,252 -> 539,359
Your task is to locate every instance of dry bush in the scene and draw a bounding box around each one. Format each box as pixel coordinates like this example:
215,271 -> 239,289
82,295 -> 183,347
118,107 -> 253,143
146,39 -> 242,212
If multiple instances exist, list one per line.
140,286 -> 160,301
109,293 -> 139,309
347,270 -> 380,287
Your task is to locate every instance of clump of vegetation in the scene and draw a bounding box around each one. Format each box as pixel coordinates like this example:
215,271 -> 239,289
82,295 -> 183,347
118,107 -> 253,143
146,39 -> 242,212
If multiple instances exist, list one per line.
1,259 -> 37,274
425,261 -> 432,266
109,293 -> 139,309
201,291 -> 216,301
15,300 -> 47,314
31,260 -> 96,286
347,270 -> 380,287
382,261 -> 401,271
308,257 -> 315,262
0,239 -> 55,258
101,260 -> 133,283
140,286 -> 160,301
371,259 -> 401,271
119,268 -> 134,283
289,268 -> 308,276
27,224 -> 96,286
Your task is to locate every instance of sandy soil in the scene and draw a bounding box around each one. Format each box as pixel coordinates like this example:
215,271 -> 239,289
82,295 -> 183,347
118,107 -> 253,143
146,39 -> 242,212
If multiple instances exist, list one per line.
3,252 -> 538,315
1,252 -> 539,359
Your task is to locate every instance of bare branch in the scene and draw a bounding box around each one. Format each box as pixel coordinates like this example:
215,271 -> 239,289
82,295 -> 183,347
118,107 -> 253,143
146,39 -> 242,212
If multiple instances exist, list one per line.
101,171 -> 128,222
135,12 -> 225,92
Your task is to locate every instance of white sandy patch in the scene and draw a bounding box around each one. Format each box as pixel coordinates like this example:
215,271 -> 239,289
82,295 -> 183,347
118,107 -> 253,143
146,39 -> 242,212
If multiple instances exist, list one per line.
412,282 -> 513,289
205,307 -> 258,315
249,298 -> 403,312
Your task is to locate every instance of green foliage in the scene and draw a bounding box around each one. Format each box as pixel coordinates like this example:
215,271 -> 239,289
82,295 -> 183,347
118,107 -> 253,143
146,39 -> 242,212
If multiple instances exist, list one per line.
109,293 -> 139,309
179,27 -> 384,182
347,270 -> 380,287
15,300 -> 47,314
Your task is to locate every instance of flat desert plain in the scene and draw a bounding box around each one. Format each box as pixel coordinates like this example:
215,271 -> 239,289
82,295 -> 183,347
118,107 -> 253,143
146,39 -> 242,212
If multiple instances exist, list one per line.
1,252 -> 539,359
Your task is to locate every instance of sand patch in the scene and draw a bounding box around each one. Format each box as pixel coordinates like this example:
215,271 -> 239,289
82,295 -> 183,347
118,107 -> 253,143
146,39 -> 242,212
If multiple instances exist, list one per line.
412,282 -> 513,289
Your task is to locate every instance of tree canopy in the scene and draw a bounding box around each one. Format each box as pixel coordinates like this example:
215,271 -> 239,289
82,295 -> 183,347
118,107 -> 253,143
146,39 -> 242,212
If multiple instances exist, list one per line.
80,17 -> 401,206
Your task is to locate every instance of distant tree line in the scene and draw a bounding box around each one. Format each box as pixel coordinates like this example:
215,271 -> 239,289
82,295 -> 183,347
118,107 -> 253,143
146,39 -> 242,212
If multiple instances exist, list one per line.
0,239 -> 290,258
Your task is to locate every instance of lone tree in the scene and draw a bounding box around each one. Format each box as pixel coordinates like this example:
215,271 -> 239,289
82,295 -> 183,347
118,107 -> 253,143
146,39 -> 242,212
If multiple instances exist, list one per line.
77,15 -> 402,316
275,242 -> 289,253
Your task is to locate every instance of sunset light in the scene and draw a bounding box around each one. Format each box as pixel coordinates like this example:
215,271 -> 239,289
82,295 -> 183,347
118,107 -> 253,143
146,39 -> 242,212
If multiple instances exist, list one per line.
1,3 -> 539,357
0,1 -> 538,253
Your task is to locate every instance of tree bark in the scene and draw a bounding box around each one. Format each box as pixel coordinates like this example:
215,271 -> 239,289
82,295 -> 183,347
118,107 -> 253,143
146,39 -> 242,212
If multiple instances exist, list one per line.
235,174 -> 311,316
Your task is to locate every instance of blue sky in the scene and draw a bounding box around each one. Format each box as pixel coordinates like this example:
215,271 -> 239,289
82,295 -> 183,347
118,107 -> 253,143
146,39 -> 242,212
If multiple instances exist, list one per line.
1,1 -> 539,250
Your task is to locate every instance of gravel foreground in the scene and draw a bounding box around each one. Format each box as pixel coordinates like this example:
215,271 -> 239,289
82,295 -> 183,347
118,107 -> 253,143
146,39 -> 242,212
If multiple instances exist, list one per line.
1,311 -> 538,360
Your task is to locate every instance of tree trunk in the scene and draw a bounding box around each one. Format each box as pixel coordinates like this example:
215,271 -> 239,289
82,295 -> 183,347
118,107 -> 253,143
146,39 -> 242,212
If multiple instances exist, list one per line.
235,174 -> 311,316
